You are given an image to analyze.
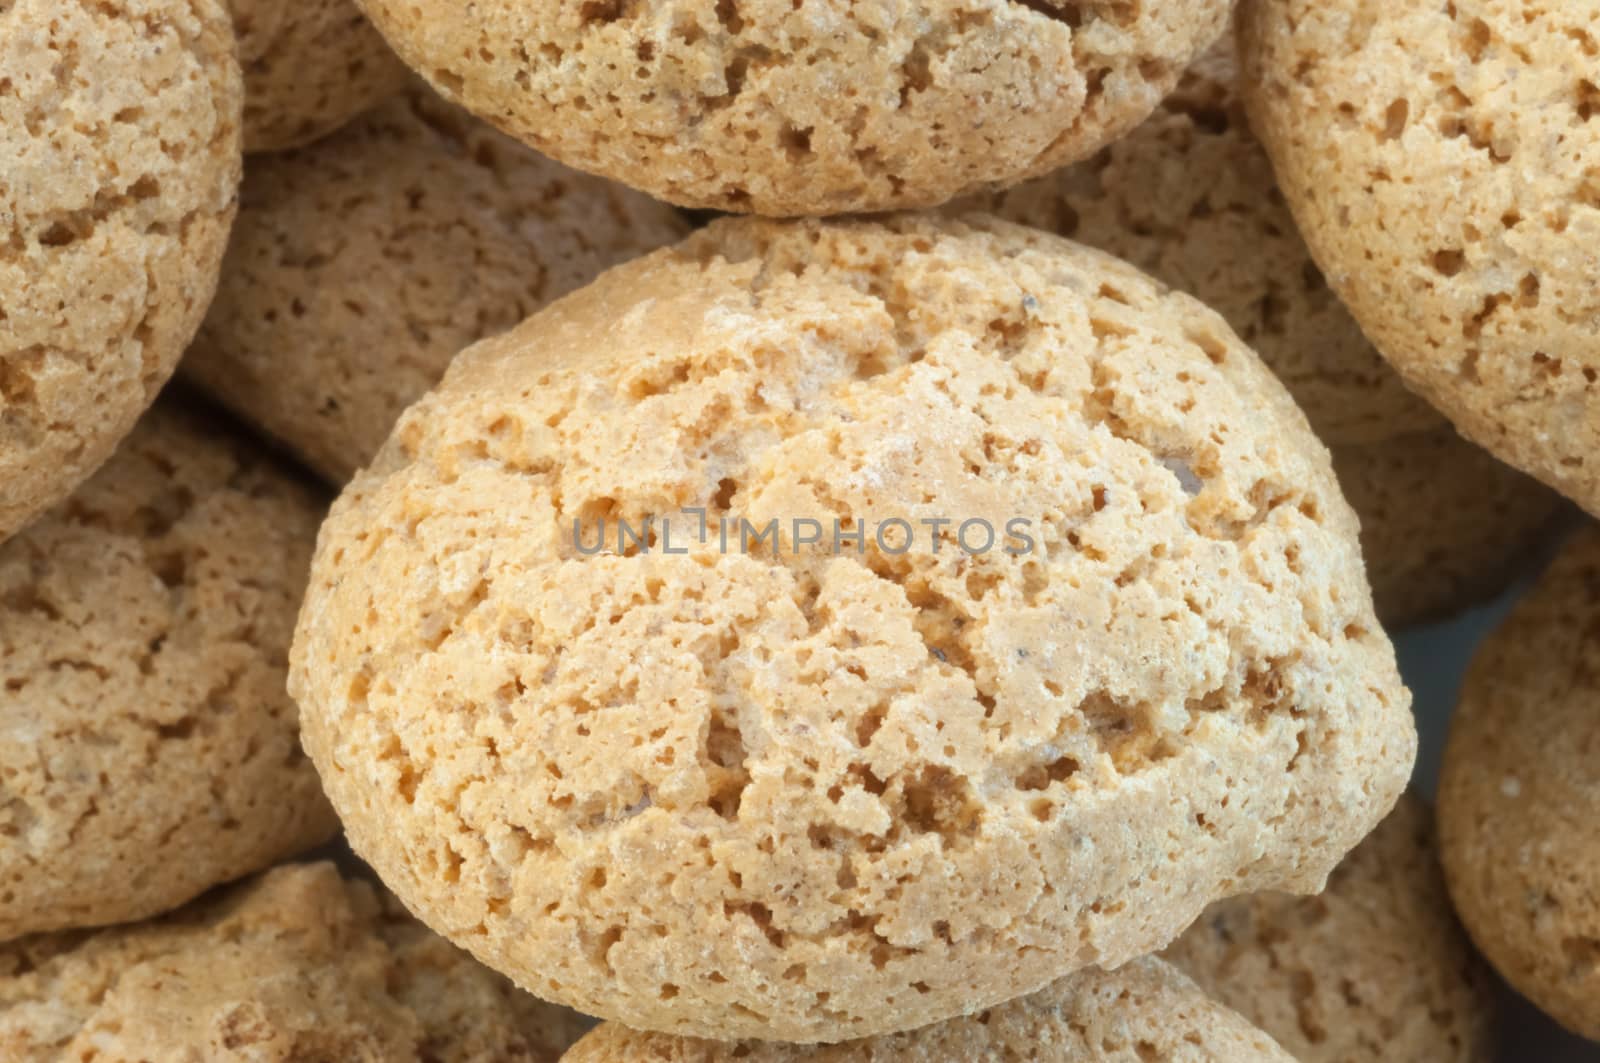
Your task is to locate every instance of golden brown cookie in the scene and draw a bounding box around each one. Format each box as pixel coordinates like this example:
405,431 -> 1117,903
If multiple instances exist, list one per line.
1241,0 -> 1600,515
0,0 -> 243,541
289,215 -> 1415,1042
0,862 -> 589,1062
184,87 -> 689,484
1331,428 -> 1562,628
0,400 -> 337,942
974,37 -> 1441,447
351,0 -> 1232,215
563,958 -> 1293,1061
1164,794 -> 1497,1062
230,0 -> 410,152
1438,527 -> 1600,1039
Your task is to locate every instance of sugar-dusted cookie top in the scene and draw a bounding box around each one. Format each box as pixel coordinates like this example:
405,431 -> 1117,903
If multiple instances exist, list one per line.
0,401 -> 336,941
185,86 -> 688,484
230,0 -> 409,152
351,0 -> 1231,214
0,862 -> 589,1061
290,215 -> 1415,1042
1242,0 -> 1600,514
563,958 -> 1292,1061
0,0 -> 242,540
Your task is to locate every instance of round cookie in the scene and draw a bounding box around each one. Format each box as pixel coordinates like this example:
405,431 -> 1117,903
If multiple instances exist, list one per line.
0,862 -> 590,1061
1331,428 -> 1562,628
1438,527 -> 1600,1039
0,0 -> 243,541
972,36 -> 1441,447
563,957 -> 1293,1061
0,399 -> 338,941
184,86 -> 689,484
351,0 -> 1232,215
1163,794 -> 1498,1062
289,215 -> 1416,1042
230,0 -> 410,153
1241,0 -> 1600,514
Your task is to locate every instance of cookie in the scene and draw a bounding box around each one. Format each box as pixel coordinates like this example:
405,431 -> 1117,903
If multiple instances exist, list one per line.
1331,428 -> 1562,628
230,0 -> 410,152
562,957 -> 1292,1061
0,862 -> 589,1061
1164,793 -> 1497,1062
183,87 -> 689,484
1240,0 -> 1600,514
0,0 -> 243,541
972,37 -> 1441,447
0,399 -> 338,941
1438,527 -> 1600,1039
289,215 -> 1416,1042
350,0 -> 1232,215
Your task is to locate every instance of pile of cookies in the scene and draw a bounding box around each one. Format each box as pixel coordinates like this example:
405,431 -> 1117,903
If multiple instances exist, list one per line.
1,0 -> 1596,1059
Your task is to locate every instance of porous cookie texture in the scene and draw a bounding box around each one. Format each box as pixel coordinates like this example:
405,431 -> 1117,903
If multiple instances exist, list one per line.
289,215 -> 1415,1042
1331,429 -> 1561,628
1438,528 -> 1600,1040
0,862 -> 590,1061
0,401 -> 337,942
1241,0 -> 1600,513
973,37 -> 1440,447
0,0 -> 243,541
1164,793 -> 1497,1062
351,0 -> 1233,215
229,0 -> 409,152
184,87 -> 689,484
561,957 -> 1293,1061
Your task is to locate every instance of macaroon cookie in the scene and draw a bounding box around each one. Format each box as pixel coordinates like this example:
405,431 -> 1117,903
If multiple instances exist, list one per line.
0,862 -> 589,1061
1331,429 -> 1562,628
0,0 -> 242,541
350,0 -> 1233,215
184,86 -> 688,484
1241,0 -> 1600,515
562,958 -> 1293,1061
1438,527 -> 1600,1039
974,36 -> 1442,448
289,215 -> 1415,1041
0,400 -> 337,941
1164,793 -> 1497,1062
230,0 -> 410,153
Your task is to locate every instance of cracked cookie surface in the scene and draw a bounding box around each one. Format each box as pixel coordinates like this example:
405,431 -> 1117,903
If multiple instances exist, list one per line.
0,862 -> 589,1061
229,0 -> 409,153
0,400 -> 336,941
1241,0 -> 1600,515
0,0 -> 242,541
290,215 -> 1414,1042
562,957 -> 1292,1061
1438,528 -> 1600,1040
1165,793 -> 1497,1063
184,86 -> 688,484
352,0 -> 1231,214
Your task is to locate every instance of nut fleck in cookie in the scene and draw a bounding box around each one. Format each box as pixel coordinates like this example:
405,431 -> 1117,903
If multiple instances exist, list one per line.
0,862 -> 589,1062
184,87 -> 688,484
562,958 -> 1292,1061
1331,429 -> 1562,629
0,400 -> 337,942
351,0 -> 1231,215
974,37 -> 1441,447
0,0 -> 242,541
230,0 -> 410,152
1438,528 -> 1600,1039
1164,794 -> 1497,1062
290,216 -> 1415,1042
1241,0 -> 1600,514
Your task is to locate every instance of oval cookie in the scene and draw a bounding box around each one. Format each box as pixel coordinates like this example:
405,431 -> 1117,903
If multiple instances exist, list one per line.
289,215 -> 1415,1042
